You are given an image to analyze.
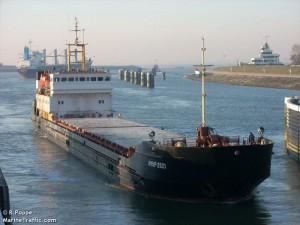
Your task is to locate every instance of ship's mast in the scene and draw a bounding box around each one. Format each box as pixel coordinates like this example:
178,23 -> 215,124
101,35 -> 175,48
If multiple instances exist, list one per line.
201,37 -> 206,127
29,39 -> 32,51
264,35 -> 269,44
67,17 -> 87,72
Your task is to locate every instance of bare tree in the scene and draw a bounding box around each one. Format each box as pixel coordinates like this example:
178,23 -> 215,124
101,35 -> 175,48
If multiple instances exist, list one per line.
290,44 -> 300,65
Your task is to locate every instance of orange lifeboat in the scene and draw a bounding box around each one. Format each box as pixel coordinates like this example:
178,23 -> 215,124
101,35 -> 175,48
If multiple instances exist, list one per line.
40,73 -> 50,87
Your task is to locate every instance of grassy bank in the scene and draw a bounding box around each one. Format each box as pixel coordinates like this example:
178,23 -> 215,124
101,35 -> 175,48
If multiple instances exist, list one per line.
214,65 -> 300,75
187,66 -> 300,90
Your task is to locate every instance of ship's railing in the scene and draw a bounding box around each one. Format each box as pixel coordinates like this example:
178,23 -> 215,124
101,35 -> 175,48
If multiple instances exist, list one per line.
59,68 -> 110,73
162,137 -> 199,147
241,136 -> 273,145
162,136 -> 240,147
163,137 -> 188,147
60,110 -> 114,119
161,135 -> 272,147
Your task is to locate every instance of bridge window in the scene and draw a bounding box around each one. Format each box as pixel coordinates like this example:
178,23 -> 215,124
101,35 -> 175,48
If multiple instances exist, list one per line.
86,77 -> 90,81
105,77 -> 110,81
98,77 -> 103,81
54,77 -> 60,82
98,100 -> 104,104
91,77 -> 96,81
61,77 -> 67,82
68,77 -> 74,82
79,77 -> 85,81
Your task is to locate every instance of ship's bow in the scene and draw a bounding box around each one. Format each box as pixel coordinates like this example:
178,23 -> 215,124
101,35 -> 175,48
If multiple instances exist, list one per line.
132,141 -> 273,202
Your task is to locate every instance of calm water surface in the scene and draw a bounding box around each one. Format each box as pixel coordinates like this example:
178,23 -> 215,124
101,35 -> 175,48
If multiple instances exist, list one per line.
0,69 -> 299,225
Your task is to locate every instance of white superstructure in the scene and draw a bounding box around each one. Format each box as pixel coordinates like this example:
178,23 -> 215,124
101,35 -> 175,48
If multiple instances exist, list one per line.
17,43 -> 47,69
249,39 -> 283,65
36,71 -> 112,120
35,18 -> 111,120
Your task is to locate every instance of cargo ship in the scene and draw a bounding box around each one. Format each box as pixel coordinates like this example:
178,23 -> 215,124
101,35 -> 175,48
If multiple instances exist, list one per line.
285,96 -> 300,163
17,39 -> 92,79
32,19 -> 274,202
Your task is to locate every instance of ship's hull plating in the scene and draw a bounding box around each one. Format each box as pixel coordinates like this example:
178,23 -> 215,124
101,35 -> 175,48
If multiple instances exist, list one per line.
132,143 -> 272,201
32,115 -> 273,202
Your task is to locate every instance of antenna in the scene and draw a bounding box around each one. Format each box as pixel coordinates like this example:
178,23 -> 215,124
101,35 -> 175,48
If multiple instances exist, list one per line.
29,39 -> 32,51
73,17 -> 80,45
201,37 -> 206,127
264,35 -> 269,44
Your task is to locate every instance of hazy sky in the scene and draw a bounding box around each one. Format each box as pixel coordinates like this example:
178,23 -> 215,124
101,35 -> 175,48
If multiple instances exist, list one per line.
0,0 -> 299,66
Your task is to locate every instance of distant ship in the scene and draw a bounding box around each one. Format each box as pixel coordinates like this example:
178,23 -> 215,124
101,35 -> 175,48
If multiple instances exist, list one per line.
32,19 -> 274,202
16,40 -> 92,78
149,64 -> 166,80
285,96 -> 300,163
249,37 -> 283,65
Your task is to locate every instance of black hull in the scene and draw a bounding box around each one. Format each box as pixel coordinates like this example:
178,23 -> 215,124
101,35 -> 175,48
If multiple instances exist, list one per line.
129,143 -> 273,202
32,116 -> 273,202
135,177 -> 257,202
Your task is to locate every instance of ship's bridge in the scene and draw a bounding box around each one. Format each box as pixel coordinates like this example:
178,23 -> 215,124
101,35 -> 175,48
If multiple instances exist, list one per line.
49,71 -> 112,95
36,71 -> 112,96
36,71 -> 113,119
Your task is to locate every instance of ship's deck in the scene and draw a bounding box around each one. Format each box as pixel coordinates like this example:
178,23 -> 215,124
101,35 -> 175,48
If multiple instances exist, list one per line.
63,117 -> 185,148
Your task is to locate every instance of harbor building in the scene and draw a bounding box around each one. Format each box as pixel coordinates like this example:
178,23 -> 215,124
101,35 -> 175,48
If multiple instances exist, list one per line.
249,39 -> 283,65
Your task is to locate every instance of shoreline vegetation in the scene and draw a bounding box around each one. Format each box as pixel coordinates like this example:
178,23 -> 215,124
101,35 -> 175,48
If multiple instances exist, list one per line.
187,66 -> 300,90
